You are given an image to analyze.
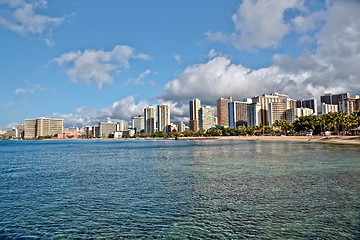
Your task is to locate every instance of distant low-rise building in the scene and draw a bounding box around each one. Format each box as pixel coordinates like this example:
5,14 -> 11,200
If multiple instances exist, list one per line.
177,122 -> 186,132
113,131 -> 123,139
123,129 -> 135,137
296,108 -> 314,117
57,130 -> 82,139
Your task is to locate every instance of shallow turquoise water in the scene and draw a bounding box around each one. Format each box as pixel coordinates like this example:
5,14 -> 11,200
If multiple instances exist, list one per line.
0,139 -> 359,239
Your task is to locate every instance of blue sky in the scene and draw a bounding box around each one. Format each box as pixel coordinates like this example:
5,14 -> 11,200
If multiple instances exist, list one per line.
1,0 -> 359,128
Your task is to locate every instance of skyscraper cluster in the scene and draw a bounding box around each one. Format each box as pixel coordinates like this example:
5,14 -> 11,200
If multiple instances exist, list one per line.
189,92 -> 360,131
4,91 -> 360,139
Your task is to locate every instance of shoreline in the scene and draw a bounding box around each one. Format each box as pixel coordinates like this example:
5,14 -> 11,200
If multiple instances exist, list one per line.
175,135 -> 360,145
3,135 -> 360,146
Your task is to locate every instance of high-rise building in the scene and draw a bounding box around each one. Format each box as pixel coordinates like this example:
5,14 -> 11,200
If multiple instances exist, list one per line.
247,102 -> 262,127
157,103 -> 170,133
25,118 -> 63,139
99,121 -> 117,138
251,93 -> 289,126
217,97 -> 232,126
144,106 -> 156,133
189,99 -> 201,131
320,93 -> 350,106
286,99 -> 297,123
199,106 -> 215,131
228,101 -> 249,128
268,102 -> 287,126
132,115 -> 144,133
339,96 -> 359,115
16,124 -> 25,138
296,99 -> 317,115
267,98 -> 298,126
321,103 -> 338,114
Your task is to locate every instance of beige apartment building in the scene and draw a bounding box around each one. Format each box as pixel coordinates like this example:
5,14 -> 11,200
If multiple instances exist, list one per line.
25,118 -> 63,139
251,93 -> 289,126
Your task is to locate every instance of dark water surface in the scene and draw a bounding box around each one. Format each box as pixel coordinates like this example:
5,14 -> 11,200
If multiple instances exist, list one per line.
0,139 -> 359,239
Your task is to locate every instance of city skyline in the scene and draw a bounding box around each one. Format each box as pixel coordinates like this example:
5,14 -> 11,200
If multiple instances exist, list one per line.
1,0 -> 360,129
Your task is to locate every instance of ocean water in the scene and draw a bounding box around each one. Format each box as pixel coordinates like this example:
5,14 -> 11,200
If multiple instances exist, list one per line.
0,139 -> 359,239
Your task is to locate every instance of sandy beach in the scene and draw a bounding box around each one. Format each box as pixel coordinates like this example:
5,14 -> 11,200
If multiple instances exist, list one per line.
176,135 -> 360,145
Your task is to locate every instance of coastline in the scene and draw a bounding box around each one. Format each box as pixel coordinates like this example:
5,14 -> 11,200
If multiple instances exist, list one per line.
176,135 -> 360,145
4,135 -> 360,146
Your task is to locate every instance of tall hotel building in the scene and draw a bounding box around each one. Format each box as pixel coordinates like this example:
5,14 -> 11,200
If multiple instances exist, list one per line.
132,115 -> 144,133
157,103 -> 170,133
228,100 -> 250,128
144,106 -> 156,133
189,99 -> 201,131
99,121 -> 117,138
339,95 -> 359,115
25,117 -> 63,139
217,97 -> 232,126
199,106 -> 215,131
247,102 -> 262,127
251,93 -> 289,126
268,102 -> 287,126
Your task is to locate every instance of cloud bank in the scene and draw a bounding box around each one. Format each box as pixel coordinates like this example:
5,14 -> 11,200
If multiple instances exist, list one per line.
52,96 -> 148,127
53,45 -> 151,89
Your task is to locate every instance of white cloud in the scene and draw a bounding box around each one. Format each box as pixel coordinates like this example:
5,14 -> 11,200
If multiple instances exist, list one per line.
292,10 -> 326,33
52,96 -> 149,127
207,0 -> 303,50
298,34 -> 315,44
1,101 -> 15,108
0,0 -> 70,41
53,45 -> 151,89
274,0 -> 360,94
5,122 -> 17,129
14,83 -> 45,94
160,56 -> 314,104
174,54 -> 181,63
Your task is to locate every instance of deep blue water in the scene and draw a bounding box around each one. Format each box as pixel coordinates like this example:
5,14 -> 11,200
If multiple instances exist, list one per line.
0,139 -> 359,239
